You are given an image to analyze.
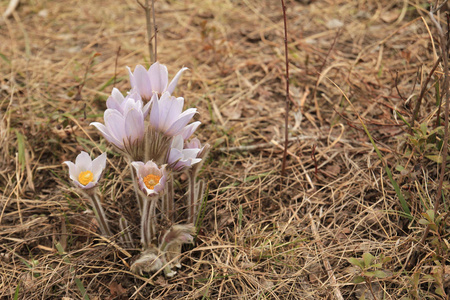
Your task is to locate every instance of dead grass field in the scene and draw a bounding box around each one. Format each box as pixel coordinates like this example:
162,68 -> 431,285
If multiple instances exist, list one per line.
1,0 -> 450,299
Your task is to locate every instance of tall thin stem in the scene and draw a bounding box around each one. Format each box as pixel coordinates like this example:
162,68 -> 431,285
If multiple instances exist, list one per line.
90,192 -> 112,237
151,0 -> 157,61
280,0 -> 290,178
144,0 -> 154,63
188,170 -> 196,224
141,196 -> 157,248
129,163 -> 143,215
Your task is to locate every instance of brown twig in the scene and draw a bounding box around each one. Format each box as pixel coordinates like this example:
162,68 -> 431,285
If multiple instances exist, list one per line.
411,55 -> 442,126
152,0 -> 157,61
419,0 -> 449,252
280,0 -> 290,178
137,0 -> 155,63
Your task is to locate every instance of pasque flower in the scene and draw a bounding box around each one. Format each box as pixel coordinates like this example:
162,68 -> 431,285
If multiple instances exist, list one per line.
149,92 -> 197,137
91,95 -> 146,151
168,135 -> 202,171
128,62 -> 188,100
106,88 -> 150,116
132,161 -> 167,196
63,152 -> 107,189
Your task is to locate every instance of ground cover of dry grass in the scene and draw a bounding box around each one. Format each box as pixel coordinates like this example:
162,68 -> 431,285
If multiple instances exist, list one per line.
1,0 -> 449,299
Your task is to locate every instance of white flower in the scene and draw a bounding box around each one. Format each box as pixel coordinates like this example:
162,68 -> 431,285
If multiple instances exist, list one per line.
90,94 -> 146,151
131,161 -> 167,196
168,135 -> 202,171
63,152 -> 107,189
106,88 -> 150,116
127,62 -> 188,100
149,92 -> 197,137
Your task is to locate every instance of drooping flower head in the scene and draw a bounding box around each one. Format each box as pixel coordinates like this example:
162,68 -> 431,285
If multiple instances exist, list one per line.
91,92 -> 146,159
132,161 -> 167,196
63,152 -> 107,189
127,62 -> 188,100
168,135 -> 202,171
149,92 -> 197,137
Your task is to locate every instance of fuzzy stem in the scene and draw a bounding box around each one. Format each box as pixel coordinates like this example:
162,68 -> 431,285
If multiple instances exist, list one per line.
167,173 -> 174,222
188,169 -> 196,224
119,216 -> 133,247
141,196 -> 157,248
129,163 -> 143,215
141,198 -> 150,248
90,192 -> 112,237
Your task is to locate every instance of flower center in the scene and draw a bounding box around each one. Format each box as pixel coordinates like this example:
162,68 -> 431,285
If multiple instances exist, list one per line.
143,174 -> 161,190
78,171 -> 94,186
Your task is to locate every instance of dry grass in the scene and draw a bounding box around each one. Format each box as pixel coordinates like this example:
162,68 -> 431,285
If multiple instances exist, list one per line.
1,0 -> 449,299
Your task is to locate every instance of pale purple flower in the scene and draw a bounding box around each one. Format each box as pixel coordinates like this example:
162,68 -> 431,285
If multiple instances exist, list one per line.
131,161 -> 167,196
127,62 -> 188,100
150,92 -> 197,136
168,135 -> 201,171
180,121 -> 201,140
63,152 -> 107,189
106,88 -> 150,116
90,96 -> 146,150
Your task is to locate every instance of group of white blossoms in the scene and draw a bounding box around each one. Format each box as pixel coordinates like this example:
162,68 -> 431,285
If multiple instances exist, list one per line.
63,62 -> 209,277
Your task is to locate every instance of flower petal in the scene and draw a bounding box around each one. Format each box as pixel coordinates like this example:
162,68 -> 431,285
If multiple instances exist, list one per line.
91,152 -> 107,182
167,67 -> 188,94
133,65 -> 153,99
148,62 -> 168,94
165,108 -> 197,136
125,108 -> 144,143
181,121 -> 201,140
75,151 -> 92,175
63,161 -> 78,182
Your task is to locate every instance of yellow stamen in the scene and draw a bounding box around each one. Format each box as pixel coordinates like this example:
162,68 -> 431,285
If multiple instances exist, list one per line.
143,174 -> 161,190
78,170 -> 94,186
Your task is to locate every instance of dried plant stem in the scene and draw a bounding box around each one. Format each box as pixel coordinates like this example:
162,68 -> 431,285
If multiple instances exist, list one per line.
420,2 -> 450,246
137,0 -> 154,63
84,190 -> 112,237
411,55 -> 442,126
151,0 -> 157,61
309,214 -> 344,300
280,0 -> 290,178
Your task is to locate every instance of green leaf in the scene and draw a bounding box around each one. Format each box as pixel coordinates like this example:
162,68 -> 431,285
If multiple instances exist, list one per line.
418,218 -> 430,225
13,283 -> 20,300
373,270 -> 387,278
362,252 -> 374,268
425,155 -> 442,163
352,276 -> 365,284
348,257 -> 364,269
420,122 -> 428,135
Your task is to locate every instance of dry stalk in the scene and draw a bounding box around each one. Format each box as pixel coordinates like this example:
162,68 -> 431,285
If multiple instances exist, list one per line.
419,0 -> 450,250
280,0 -> 290,179
309,214 -> 344,300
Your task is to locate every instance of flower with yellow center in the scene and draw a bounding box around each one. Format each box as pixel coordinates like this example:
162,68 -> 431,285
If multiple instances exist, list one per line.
64,152 -> 107,189
132,161 -> 167,196
78,171 -> 94,186
143,174 -> 161,190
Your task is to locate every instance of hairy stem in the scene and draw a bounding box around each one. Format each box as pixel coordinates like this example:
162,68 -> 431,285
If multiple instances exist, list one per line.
129,163 -> 143,215
91,192 -> 112,237
188,170 -> 196,224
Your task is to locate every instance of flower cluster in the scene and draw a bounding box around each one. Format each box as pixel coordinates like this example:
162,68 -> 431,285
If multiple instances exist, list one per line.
63,62 -> 209,277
